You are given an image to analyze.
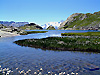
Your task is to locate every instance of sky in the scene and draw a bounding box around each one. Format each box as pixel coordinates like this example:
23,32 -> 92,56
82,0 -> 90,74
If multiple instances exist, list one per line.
0,0 -> 100,25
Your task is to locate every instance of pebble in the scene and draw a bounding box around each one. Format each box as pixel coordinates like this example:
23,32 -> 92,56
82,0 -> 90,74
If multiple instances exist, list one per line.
76,73 -> 78,75
6,68 -> 9,71
37,70 -> 40,72
34,72 -> 37,74
7,70 -> 11,73
40,68 -> 43,71
24,72 -> 26,75
39,72 -> 42,74
2,71 -> 5,74
0,66 -> 80,75
63,72 -> 66,74
0,70 -> 2,72
16,68 -> 18,70
28,69 -> 31,72
71,72 -> 75,75
6,72 -> 10,75
26,71 -> 29,73
48,71 -> 51,74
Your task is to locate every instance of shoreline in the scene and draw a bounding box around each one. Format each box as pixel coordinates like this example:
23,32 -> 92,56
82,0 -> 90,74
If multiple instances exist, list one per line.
0,30 -> 19,37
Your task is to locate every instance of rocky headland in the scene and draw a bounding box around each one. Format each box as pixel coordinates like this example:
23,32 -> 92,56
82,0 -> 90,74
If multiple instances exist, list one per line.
19,23 -> 43,30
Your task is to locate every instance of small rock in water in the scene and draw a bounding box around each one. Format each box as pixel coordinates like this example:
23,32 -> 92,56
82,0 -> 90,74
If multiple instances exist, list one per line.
16,68 -> 18,70
26,71 -> 29,73
48,71 -> 51,74
71,72 -> 75,75
6,68 -> 9,71
37,70 -> 39,72
6,72 -> 9,75
76,73 -> 78,75
20,70 -> 24,74
34,72 -> 37,74
2,71 -> 5,74
63,72 -> 66,74
24,72 -> 26,75
28,69 -> 31,72
39,72 -> 42,75
7,70 -> 11,73
40,68 -> 43,71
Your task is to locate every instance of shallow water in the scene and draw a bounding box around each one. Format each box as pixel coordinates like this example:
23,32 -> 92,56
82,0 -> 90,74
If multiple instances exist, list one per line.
0,30 -> 100,75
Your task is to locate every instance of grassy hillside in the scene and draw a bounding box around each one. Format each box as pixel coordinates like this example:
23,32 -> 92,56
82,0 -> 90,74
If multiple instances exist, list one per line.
19,23 -> 43,30
60,11 -> 100,30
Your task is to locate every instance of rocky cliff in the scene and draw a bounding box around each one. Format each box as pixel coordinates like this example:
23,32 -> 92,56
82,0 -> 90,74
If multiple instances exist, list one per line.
58,11 -> 100,30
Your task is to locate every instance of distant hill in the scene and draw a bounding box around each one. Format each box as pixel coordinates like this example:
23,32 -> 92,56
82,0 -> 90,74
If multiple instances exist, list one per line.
58,11 -> 100,30
19,23 -> 43,30
47,25 -> 56,30
41,21 -> 63,29
0,24 -> 7,29
0,21 -> 29,27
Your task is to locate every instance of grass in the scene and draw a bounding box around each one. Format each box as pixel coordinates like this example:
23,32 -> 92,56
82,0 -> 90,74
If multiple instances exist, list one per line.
62,11 -> 100,30
14,36 -> 100,53
20,31 -> 48,35
61,32 -> 100,36
19,25 -> 43,30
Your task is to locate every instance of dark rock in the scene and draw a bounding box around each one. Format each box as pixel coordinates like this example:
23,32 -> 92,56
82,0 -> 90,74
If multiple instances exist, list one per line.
19,23 -> 43,30
47,25 -> 56,30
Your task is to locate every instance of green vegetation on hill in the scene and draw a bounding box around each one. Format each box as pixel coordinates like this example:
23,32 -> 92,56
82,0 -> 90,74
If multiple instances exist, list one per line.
20,31 -> 48,35
19,23 -> 43,30
61,32 -> 100,36
59,11 -> 100,30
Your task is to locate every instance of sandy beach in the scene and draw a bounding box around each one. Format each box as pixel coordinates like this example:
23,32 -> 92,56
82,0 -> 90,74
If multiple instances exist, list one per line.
0,30 -> 19,37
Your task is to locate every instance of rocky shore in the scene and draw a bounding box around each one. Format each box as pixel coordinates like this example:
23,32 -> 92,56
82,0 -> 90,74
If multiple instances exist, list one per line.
0,30 -> 19,37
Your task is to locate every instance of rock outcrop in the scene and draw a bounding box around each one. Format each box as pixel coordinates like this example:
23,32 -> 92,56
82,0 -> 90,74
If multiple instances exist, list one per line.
58,11 -> 100,30
19,23 -> 43,30
58,13 -> 82,29
47,25 -> 56,30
